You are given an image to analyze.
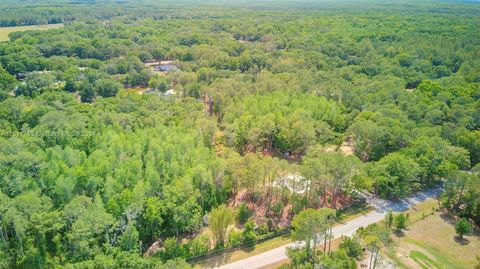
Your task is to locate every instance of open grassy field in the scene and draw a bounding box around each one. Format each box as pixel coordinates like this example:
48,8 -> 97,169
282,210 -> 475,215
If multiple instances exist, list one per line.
386,199 -> 480,269
0,24 -> 64,41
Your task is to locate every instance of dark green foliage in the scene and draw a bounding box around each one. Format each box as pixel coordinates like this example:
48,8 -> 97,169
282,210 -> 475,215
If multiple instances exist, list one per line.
236,202 -> 252,224
64,79 -> 77,93
0,67 -> 17,98
94,79 -> 122,98
79,81 -> 95,103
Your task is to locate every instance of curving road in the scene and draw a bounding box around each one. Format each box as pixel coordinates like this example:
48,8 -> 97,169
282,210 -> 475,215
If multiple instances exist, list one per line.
213,187 -> 442,269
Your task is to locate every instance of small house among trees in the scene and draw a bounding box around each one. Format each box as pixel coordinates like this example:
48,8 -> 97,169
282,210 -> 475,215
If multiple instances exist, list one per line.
154,64 -> 178,73
145,60 -> 179,74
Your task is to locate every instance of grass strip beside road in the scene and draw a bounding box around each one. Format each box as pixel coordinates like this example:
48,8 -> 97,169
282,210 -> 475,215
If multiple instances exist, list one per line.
194,234 -> 292,269
337,202 -> 373,223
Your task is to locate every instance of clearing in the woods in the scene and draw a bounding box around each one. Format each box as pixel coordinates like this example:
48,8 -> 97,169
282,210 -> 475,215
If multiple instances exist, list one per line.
0,24 -> 64,41
386,199 -> 480,269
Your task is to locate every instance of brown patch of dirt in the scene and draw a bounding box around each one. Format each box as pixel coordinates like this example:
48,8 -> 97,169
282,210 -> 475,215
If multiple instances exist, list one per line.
324,141 -> 354,156
340,140 -> 354,156
277,204 -> 292,229
144,240 -> 162,257
227,189 -> 294,229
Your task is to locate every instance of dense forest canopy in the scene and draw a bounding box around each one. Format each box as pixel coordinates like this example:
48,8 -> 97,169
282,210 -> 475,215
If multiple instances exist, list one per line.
0,0 -> 479,26
0,0 -> 479,268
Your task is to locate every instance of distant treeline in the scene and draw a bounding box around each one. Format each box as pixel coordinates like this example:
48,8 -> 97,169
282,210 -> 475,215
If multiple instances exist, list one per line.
0,0 -> 156,27
1,0 -> 479,27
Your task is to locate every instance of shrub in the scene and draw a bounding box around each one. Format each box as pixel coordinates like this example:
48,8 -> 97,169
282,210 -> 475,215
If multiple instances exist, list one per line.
242,220 -> 258,244
186,235 -> 209,258
292,197 -> 307,214
455,218 -> 472,239
339,236 -> 363,260
271,202 -> 283,218
256,223 -> 269,236
157,237 -> 185,260
237,203 -> 252,224
266,218 -> 275,231
394,213 -> 408,231
227,230 -> 243,248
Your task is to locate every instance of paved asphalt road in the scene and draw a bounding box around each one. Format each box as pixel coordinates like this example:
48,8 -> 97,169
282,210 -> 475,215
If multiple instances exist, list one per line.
214,187 -> 442,269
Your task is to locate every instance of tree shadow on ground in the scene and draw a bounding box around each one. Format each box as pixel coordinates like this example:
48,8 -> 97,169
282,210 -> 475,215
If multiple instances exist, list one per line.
394,229 -> 406,238
439,212 -> 457,224
454,235 -> 470,246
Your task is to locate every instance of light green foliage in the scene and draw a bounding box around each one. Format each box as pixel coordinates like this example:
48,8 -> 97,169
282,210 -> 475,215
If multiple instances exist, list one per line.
227,230 -> 243,248
455,218 -> 472,239
441,170 -> 480,223
186,235 -> 209,257
15,72 -> 56,97
404,136 -> 470,184
291,208 -> 336,256
119,222 -> 140,252
283,247 -> 311,268
67,194 -> 115,261
0,91 -> 224,266
283,246 -> 356,269
394,213 -> 409,231
158,237 -> 184,261
385,210 -> 394,228
316,249 -> 357,269
369,153 -> 419,198
223,91 -> 344,154
302,149 -> 361,207
357,224 -> 392,269
209,205 -> 234,247
0,0 -> 479,267
242,220 -> 258,245
149,75 -> 169,92
339,236 -> 363,260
